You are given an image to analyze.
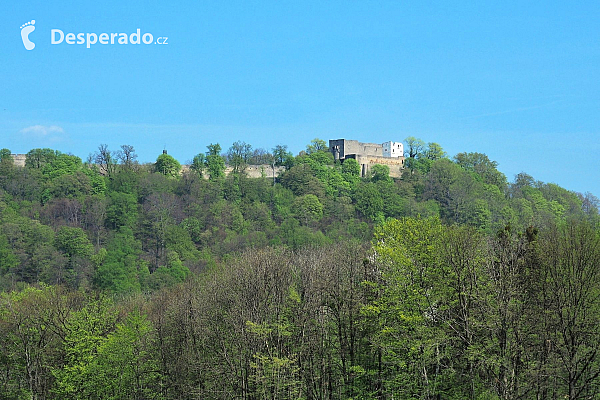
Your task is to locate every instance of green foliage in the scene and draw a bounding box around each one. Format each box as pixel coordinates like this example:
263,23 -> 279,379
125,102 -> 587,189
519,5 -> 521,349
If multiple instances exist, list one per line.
0,216 -> 60,286
305,138 -> 328,155
25,148 -> 60,169
106,191 -> 138,229
354,182 -> 384,221
292,194 -> 323,225
0,149 -> 15,178
90,312 -> 162,399
370,218 -> 482,397
0,234 -> 19,275
47,170 -> 93,199
248,316 -> 301,399
307,150 -> 334,166
425,142 -> 447,160
154,153 -> 181,177
404,136 -> 425,158
272,144 -> 294,169
227,140 -> 252,173
0,219 -> 599,398
408,142 -> 448,174
370,164 -> 391,183
2,141 -> 600,399
81,166 -> 106,195
116,144 -> 138,169
223,173 -> 242,202
53,226 -> 94,287
206,142 -> 221,156
280,164 -> 324,196
341,158 -> 360,177
42,153 -> 82,180
146,251 -> 190,290
165,224 -> 199,262
55,226 -> 93,259
0,285 -> 83,399
53,296 -> 119,399
0,148 -> 13,162
278,217 -> 329,249
95,227 -> 147,293
205,143 -> 226,181
54,299 -> 163,399
454,152 -> 507,189
190,153 -> 205,176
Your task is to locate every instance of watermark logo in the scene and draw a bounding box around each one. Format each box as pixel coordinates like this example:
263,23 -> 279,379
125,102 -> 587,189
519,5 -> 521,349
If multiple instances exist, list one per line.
51,28 -> 167,48
20,20 -> 36,50
19,20 -> 168,50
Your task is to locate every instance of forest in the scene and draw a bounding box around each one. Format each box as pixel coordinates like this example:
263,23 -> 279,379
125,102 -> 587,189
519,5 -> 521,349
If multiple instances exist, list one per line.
0,138 -> 599,399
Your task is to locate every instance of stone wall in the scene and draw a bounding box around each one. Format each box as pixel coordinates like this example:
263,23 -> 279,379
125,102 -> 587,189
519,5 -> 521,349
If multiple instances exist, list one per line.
181,164 -> 285,178
355,155 -> 405,178
240,164 -> 285,178
329,139 -> 383,160
11,155 -> 284,180
10,154 -> 26,167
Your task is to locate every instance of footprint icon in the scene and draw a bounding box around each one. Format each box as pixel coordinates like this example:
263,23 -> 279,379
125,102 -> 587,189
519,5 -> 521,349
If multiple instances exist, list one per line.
20,20 -> 35,50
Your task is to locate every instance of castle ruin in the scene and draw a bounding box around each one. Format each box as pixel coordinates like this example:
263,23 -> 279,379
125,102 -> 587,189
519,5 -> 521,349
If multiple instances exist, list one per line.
10,154 -> 26,167
329,139 -> 405,177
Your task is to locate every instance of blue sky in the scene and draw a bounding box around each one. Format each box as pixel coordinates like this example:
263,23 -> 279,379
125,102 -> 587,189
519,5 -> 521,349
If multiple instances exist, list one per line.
2,1 -> 599,196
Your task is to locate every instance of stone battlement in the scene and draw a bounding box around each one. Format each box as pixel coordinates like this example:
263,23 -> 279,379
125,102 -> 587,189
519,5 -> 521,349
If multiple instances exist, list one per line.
10,154 -> 26,167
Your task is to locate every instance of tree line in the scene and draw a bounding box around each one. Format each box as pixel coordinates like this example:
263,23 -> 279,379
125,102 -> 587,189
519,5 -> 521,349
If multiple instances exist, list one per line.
1,219 -> 599,399
0,138 -> 598,398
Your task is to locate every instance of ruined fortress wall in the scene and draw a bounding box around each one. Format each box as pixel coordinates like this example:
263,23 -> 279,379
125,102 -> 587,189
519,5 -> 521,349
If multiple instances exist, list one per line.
329,139 -> 347,159
343,140 -> 382,157
181,164 -> 285,178
10,155 -> 284,179
356,155 -> 405,178
329,139 -> 383,159
10,154 -> 26,167
242,165 -> 285,178
358,142 -> 383,157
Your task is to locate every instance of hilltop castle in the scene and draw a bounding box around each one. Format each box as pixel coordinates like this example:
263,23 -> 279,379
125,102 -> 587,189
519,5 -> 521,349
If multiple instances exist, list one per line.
329,139 -> 405,177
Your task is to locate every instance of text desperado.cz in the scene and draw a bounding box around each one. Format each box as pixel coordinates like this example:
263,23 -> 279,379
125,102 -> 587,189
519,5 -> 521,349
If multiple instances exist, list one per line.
51,29 -> 167,48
